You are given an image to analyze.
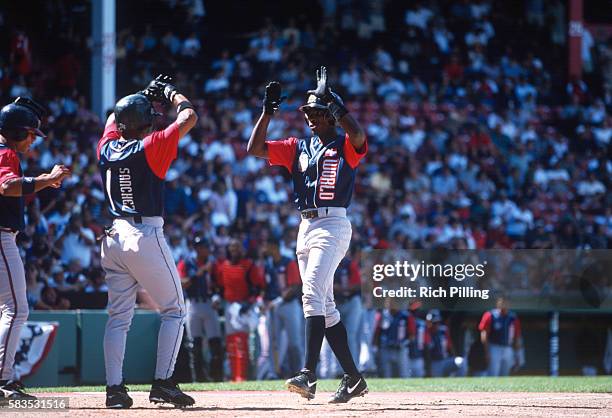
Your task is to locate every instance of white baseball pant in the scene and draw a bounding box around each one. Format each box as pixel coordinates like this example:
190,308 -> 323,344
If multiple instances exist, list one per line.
296,209 -> 352,328
185,300 -> 221,340
487,343 -> 514,376
101,217 -> 186,386
0,230 -> 28,381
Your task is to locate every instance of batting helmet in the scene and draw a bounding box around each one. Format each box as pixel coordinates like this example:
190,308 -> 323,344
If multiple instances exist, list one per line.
299,94 -> 328,112
0,97 -> 46,141
114,93 -> 160,134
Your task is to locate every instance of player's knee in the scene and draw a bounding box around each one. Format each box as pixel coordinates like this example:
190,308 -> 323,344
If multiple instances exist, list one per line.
160,304 -> 187,321
325,311 -> 340,328
302,294 -> 324,317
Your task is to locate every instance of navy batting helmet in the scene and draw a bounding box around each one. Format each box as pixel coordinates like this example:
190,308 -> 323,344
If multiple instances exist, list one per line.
0,97 -> 46,141
299,94 -> 328,112
114,93 -> 160,134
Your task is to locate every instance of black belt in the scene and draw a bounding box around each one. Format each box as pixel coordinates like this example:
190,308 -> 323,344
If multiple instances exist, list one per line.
301,209 -> 325,219
0,227 -> 17,233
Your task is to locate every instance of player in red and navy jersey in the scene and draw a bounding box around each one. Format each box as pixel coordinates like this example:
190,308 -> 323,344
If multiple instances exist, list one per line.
0,97 -> 71,399
478,296 -> 522,376
98,75 -> 198,408
426,310 -> 464,377
247,66 -> 368,403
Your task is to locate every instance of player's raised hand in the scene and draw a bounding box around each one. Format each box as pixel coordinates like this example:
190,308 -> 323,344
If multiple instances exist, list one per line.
141,74 -> 177,104
263,81 -> 285,115
307,66 -> 328,98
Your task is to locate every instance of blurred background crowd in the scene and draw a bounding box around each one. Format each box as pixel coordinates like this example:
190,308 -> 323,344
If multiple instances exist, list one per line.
0,0 -> 610,379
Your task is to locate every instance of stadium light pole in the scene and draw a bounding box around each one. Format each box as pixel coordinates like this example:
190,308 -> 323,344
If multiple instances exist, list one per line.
91,0 -> 116,122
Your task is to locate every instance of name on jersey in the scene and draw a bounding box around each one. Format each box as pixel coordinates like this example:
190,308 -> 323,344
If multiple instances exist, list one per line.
318,158 -> 339,200
118,167 -> 136,211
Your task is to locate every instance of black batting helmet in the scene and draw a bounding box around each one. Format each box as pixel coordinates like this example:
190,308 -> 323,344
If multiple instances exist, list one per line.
299,94 -> 328,112
0,97 -> 46,141
114,93 -> 160,134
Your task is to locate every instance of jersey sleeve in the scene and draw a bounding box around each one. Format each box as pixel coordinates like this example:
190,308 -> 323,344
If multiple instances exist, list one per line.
248,261 -> 266,290
97,120 -> 121,160
514,316 -> 521,340
407,315 -> 416,337
285,260 -> 301,286
344,133 -> 368,169
177,260 -> 188,279
143,122 -> 181,179
266,137 -> 298,172
478,311 -> 492,332
0,150 -> 20,186
349,260 -> 361,286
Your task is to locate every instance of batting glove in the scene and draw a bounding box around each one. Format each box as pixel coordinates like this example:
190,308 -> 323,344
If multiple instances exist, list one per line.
263,81 -> 285,115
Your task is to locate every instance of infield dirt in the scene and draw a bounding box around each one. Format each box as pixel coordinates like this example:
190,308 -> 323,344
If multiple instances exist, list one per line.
3,391 -> 610,417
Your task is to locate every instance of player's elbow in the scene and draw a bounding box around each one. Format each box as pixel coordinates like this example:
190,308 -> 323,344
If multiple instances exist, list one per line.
246,141 -> 266,158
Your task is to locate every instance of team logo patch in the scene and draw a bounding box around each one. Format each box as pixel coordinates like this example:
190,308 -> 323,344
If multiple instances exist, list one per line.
324,148 -> 337,157
299,152 -> 309,172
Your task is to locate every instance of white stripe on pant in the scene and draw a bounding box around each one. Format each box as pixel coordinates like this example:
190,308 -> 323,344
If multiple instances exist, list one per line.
0,230 -> 28,381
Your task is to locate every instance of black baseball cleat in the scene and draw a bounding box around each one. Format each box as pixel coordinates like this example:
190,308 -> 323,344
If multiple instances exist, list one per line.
149,378 -> 195,407
285,368 -> 317,400
0,380 -> 36,400
105,382 -> 133,409
329,374 -> 368,404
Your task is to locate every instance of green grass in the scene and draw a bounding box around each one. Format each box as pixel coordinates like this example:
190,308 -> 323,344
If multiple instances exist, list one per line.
32,376 -> 611,393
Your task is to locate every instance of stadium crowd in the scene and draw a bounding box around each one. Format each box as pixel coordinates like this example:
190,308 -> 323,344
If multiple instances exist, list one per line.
1,0 -> 610,379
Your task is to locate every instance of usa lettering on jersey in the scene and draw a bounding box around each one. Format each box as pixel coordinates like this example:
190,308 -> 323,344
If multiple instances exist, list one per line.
318,152 -> 339,200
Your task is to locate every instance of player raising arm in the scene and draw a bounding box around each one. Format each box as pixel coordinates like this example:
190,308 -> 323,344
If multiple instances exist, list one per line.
0,97 -> 71,399
247,66 -> 368,403
98,75 -> 197,409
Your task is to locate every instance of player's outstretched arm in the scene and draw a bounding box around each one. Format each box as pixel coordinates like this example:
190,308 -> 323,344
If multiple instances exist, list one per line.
308,66 -> 366,151
1,164 -> 71,196
247,81 -> 284,159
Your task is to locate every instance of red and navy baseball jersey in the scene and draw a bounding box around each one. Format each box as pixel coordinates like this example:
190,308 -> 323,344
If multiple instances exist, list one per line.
408,315 -> 429,359
479,309 -> 521,346
266,134 -> 367,211
375,309 -> 410,348
0,143 -> 24,231
263,256 -> 301,301
97,121 -> 180,218
428,324 -> 453,361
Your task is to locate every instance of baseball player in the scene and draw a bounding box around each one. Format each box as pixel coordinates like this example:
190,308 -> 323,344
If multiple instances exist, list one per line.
98,75 -> 197,408
478,296 -> 522,376
0,97 -> 71,399
262,239 -> 303,378
408,308 -> 428,377
247,66 -> 368,403
177,237 -> 223,382
216,239 -> 265,382
426,310 -> 464,377
373,308 -> 410,378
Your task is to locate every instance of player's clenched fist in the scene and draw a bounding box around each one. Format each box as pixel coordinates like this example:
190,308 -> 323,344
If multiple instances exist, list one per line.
263,81 -> 285,115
